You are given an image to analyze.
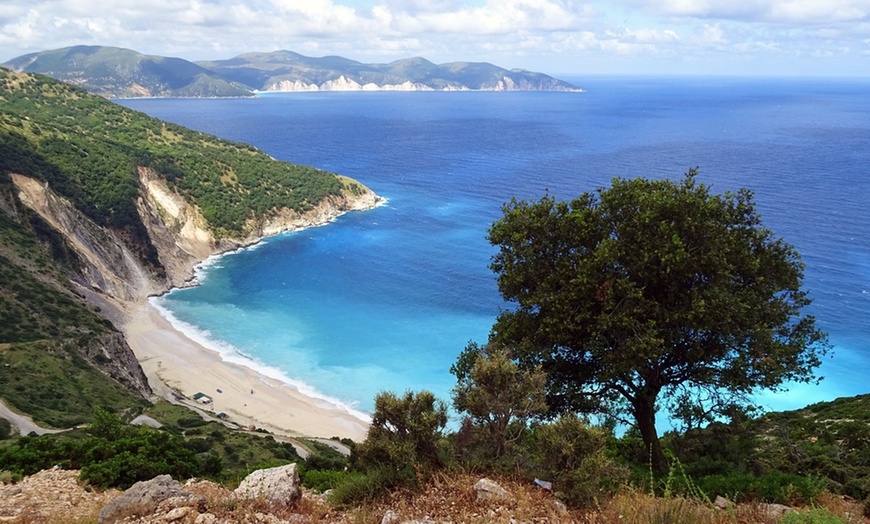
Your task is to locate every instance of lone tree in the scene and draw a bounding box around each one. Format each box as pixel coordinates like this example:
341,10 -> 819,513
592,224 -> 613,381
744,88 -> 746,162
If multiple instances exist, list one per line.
488,170 -> 829,470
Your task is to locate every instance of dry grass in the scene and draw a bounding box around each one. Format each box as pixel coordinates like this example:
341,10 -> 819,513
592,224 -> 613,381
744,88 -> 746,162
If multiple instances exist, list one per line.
355,471 -> 589,523
24,471 -> 870,524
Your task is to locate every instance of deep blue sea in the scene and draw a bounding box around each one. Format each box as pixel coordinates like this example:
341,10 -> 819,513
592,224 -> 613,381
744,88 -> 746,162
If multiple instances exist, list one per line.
119,76 -> 870,424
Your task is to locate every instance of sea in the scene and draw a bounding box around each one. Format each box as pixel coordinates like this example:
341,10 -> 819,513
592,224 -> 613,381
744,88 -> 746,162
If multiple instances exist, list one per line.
118,76 -> 870,426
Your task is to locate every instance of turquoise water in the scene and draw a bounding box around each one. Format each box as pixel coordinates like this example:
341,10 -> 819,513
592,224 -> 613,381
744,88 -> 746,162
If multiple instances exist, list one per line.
120,77 -> 870,421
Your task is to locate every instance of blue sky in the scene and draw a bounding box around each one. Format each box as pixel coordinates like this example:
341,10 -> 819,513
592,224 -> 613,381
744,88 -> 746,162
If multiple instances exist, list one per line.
1,0 -> 868,77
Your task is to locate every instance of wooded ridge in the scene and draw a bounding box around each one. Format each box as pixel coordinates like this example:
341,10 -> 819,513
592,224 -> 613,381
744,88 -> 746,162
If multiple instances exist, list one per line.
3,45 -> 582,98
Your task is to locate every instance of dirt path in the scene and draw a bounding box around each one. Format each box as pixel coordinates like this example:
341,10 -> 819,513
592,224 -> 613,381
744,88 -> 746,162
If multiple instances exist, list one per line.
0,399 -> 65,436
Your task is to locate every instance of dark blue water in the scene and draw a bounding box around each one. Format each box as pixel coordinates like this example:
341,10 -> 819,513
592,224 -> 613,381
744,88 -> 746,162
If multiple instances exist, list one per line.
119,77 -> 870,421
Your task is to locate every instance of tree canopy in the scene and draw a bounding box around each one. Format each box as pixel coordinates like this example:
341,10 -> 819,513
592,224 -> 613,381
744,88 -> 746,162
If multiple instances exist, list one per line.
487,169 -> 829,470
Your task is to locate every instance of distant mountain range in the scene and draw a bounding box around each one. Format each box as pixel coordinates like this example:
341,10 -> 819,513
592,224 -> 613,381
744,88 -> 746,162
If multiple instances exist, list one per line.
3,45 -> 582,98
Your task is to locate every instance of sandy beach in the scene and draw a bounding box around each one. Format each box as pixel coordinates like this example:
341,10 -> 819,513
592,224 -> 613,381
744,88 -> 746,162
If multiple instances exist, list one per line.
123,301 -> 370,442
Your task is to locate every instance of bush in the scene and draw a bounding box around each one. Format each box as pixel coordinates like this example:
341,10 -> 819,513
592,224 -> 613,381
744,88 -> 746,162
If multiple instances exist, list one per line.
329,467 -> 416,507
353,390 -> 447,476
177,417 -> 208,428
779,507 -> 848,524
450,342 -> 547,461
528,414 -> 628,508
695,471 -> 826,505
302,469 -> 349,492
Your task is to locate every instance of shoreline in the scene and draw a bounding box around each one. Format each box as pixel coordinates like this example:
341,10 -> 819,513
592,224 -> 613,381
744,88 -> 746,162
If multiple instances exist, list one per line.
124,299 -> 370,441
119,193 -> 388,442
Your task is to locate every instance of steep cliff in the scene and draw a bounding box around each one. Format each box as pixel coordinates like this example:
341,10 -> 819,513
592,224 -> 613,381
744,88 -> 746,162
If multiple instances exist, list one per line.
11,173 -> 167,301
9,167 -> 380,302
136,167 -> 380,287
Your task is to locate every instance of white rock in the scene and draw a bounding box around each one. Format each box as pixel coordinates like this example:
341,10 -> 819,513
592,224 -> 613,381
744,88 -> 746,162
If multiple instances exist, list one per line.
473,478 -> 510,501
233,463 -> 301,508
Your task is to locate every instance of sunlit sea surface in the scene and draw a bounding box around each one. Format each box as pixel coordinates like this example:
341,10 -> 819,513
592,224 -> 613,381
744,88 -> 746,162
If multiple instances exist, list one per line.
119,76 -> 870,423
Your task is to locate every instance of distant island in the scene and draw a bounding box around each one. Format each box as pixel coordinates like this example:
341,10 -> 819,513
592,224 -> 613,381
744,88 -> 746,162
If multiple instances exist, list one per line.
3,45 -> 582,98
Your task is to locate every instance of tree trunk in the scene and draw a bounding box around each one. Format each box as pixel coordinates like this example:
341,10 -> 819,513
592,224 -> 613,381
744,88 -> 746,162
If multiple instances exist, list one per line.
633,395 -> 666,474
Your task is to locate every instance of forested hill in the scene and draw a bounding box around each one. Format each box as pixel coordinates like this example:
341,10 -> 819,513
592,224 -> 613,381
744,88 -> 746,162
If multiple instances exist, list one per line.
3,46 -> 582,97
0,68 -> 375,428
3,45 -> 254,98
197,51 -> 583,92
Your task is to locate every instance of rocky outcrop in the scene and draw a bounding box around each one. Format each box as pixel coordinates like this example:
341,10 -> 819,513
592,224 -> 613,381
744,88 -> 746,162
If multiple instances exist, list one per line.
136,167 -> 216,288
11,173 -> 168,301
81,332 -> 152,397
473,478 -> 510,501
267,76 -> 437,92
0,467 -> 121,522
98,475 -> 204,524
233,463 -> 302,508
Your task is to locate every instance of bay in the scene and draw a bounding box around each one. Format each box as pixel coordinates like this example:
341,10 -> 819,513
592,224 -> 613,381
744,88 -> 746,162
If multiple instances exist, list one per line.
119,76 -> 870,421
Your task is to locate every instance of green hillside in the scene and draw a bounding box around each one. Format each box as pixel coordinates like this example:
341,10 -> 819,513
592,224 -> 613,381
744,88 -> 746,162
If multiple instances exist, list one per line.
3,45 -> 254,98
4,46 -> 582,95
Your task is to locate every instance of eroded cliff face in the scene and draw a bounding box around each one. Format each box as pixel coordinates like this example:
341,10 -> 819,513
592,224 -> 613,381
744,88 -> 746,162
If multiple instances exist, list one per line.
136,166 -> 382,287
11,173 -> 167,302
136,167 -> 216,288
81,332 -> 152,398
12,169 -> 381,301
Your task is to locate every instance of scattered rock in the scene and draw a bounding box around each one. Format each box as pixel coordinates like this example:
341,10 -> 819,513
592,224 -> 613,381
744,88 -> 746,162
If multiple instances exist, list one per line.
714,495 -> 734,510
381,509 -> 400,524
162,505 -> 194,521
98,475 -> 203,524
473,478 -> 509,501
761,503 -> 792,518
234,463 -> 302,508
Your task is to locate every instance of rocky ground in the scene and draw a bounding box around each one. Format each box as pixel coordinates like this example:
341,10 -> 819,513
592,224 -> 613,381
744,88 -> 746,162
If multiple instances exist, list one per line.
1,466 -> 865,524
0,467 -> 121,523
0,466 -> 578,524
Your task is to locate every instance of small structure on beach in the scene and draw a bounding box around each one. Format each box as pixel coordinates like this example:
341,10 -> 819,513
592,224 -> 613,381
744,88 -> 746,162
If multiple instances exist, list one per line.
193,392 -> 213,405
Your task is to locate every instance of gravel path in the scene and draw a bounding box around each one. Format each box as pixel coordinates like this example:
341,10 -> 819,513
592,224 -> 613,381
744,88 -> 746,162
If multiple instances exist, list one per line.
0,399 -> 65,436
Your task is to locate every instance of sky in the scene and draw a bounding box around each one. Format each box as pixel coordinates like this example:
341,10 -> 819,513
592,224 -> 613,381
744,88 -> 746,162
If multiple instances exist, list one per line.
1,0 -> 868,77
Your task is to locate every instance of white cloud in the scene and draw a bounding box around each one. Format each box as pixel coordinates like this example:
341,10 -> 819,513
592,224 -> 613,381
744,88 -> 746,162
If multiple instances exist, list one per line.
613,0 -> 870,24
0,0 -> 867,76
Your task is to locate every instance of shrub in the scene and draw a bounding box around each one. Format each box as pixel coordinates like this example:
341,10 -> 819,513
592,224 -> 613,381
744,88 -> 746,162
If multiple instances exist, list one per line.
450,342 -> 547,461
329,467 -> 416,507
529,414 -> 628,508
695,471 -> 825,506
302,469 -> 348,492
779,507 -> 848,524
177,416 -> 208,428
353,390 -> 447,475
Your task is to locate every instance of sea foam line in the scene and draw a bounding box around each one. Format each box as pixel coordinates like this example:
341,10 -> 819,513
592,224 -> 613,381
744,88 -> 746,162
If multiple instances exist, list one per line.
152,195 -> 389,421
149,296 -> 373,424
